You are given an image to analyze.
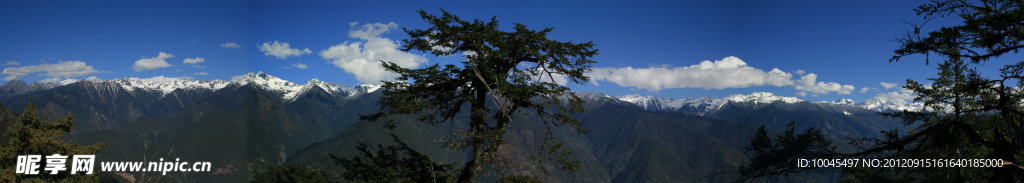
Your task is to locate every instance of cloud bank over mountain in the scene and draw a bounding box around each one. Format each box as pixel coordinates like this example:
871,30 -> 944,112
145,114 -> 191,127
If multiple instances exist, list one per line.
320,22 -> 428,84
587,56 -> 857,96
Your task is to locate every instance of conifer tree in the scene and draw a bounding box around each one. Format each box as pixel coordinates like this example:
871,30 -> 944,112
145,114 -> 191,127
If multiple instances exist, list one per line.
362,9 -> 597,182
0,101 -> 105,182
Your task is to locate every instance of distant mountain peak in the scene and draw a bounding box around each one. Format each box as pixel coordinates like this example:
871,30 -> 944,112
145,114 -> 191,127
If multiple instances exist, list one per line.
826,98 -> 856,105
861,97 -> 923,112
245,71 -> 380,102
355,84 -> 382,93
0,76 -> 234,98
610,91 -> 926,114
112,76 -> 233,96
613,92 -> 808,115
723,92 -> 802,104
0,72 -> 383,102
614,94 -> 724,114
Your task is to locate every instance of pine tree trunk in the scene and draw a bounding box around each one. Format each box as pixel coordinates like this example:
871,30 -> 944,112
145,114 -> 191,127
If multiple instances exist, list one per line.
457,87 -> 489,183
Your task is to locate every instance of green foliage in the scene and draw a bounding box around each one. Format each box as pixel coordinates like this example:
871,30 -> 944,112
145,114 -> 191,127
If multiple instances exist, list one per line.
332,135 -> 456,183
872,0 -> 1024,181
0,101 -> 105,182
252,164 -> 334,183
892,0 -> 1024,64
362,9 -> 597,182
738,122 -> 837,180
743,0 -> 1024,181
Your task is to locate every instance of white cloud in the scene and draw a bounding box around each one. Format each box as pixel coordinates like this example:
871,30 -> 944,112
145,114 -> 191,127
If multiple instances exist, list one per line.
880,82 -> 899,89
349,22 -> 398,40
587,56 -> 794,91
587,56 -> 859,95
859,87 -> 872,93
795,91 -> 808,97
183,57 -> 205,64
291,62 -> 309,69
259,41 -> 312,59
320,22 -> 428,84
3,61 -> 19,66
1,61 -> 100,81
794,73 -> 856,95
133,52 -> 174,72
194,72 -> 208,76
220,42 -> 240,48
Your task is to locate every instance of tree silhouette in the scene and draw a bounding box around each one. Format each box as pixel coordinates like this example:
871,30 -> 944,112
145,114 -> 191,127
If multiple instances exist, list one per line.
251,163 -> 334,183
741,0 -> 1024,181
738,122 -> 837,179
332,134 -> 456,182
362,9 -> 597,182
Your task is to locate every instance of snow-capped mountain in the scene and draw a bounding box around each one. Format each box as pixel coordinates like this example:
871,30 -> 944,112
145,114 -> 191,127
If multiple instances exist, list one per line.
246,72 -> 380,102
823,98 -> 856,105
722,92 -> 802,104
616,94 -> 724,114
0,72 -> 384,134
859,98 -> 924,112
614,92 -> 804,115
0,72 -> 381,102
817,98 -> 923,112
614,92 -> 923,113
110,76 -> 234,96
0,76 -> 237,98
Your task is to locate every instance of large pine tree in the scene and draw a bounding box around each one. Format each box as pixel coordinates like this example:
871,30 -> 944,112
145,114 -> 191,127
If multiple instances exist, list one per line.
362,9 -> 597,182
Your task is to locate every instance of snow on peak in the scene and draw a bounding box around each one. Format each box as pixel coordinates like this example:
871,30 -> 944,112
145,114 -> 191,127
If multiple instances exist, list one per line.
859,90 -> 924,112
356,84 -> 382,93
823,98 -> 856,105
861,97 -> 923,112
724,92 -> 802,104
614,94 -> 724,113
616,94 -> 652,105
245,71 -> 378,102
612,91 -> 929,114
113,76 -> 232,95
612,92 -> 808,115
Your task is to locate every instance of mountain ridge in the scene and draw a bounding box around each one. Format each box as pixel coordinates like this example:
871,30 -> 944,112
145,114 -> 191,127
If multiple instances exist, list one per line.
0,72 -> 918,112
612,92 -> 923,113
0,71 -> 910,182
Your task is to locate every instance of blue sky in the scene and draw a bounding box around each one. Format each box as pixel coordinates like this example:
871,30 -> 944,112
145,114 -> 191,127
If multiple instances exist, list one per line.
1,0 -> 1008,102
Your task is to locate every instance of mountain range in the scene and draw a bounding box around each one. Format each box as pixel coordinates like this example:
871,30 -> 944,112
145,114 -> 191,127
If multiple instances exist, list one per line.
0,72 -> 915,182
